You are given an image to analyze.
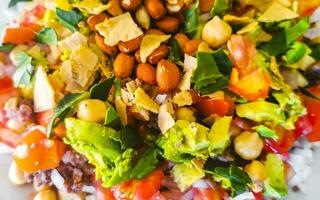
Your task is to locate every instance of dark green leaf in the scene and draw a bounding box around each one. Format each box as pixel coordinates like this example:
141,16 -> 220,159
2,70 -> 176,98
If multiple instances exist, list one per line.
56,8 -> 83,32
285,18 -> 310,45
90,77 -> 115,101
229,165 -> 251,185
310,44 -> 320,60
104,106 -> 121,128
198,76 -> 229,95
130,148 -> 160,179
9,0 -> 32,7
212,49 -> 232,75
12,52 -> 34,88
210,0 -> 229,17
184,0 -> 200,37
169,39 -> 183,62
118,125 -> 143,149
286,42 -> 308,64
254,125 -> 279,140
115,78 -> 122,96
0,44 -> 15,52
35,27 -> 58,45
47,92 -> 89,137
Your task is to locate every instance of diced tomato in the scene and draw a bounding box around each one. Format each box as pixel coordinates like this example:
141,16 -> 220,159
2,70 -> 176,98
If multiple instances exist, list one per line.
0,76 -> 15,106
95,180 -> 116,200
3,23 -> 41,45
294,115 -> 313,139
0,126 -> 22,148
193,188 -> 223,200
195,96 -> 234,118
14,129 -> 66,173
264,139 -> 289,159
300,95 -> 320,141
308,85 -> 320,98
21,4 -> 46,26
297,0 -> 320,16
253,192 -> 263,200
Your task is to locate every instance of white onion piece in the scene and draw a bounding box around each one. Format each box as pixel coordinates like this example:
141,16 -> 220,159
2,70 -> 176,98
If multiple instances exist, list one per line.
233,192 -> 255,200
304,26 -> 320,40
85,195 -> 97,200
180,189 -> 194,200
82,185 -> 96,194
192,179 -> 210,189
310,7 -> 320,23
51,169 -> 66,192
155,94 -> 167,104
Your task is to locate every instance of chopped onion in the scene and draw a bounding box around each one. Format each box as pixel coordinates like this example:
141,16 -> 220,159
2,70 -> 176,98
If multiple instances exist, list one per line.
310,7 -> 320,23
82,185 -> 96,194
51,169 -> 66,192
304,26 -> 320,40
180,189 -> 193,200
192,179 -> 210,189
85,195 -> 97,200
155,94 -> 167,104
233,192 -> 255,200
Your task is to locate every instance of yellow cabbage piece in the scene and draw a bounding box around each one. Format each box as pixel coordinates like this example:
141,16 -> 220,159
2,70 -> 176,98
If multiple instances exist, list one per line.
96,12 -> 143,46
74,0 -> 110,15
133,87 -> 159,113
178,54 -> 197,91
58,32 -> 88,51
258,2 -> 298,22
172,90 -> 193,107
56,0 -> 72,10
158,102 -> 175,133
140,34 -> 171,63
115,96 -> 127,125
33,67 -> 55,112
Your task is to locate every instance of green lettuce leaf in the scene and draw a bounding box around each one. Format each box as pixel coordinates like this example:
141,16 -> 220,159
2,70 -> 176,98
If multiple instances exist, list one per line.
285,42 -> 309,64
130,147 -> 159,179
56,8 -> 83,32
104,105 -> 121,128
9,0 -> 31,7
35,27 -> 58,45
264,154 -> 288,198
184,1 -> 200,38
210,0 -> 229,17
169,39 -> 183,63
90,77 -> 115,101
12,51 -> 35,88
0,44 -> 15,52
254,125 -> 279,140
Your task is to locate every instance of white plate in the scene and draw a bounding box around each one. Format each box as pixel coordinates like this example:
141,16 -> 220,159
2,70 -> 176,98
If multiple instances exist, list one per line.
1,0 -> 320,199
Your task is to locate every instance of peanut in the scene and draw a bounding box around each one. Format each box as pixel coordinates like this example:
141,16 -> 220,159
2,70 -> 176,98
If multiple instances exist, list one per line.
87,13 -> 109,31
144,0 -> 167,19
174,33 -> 189,49
155,16 -> 180,33
135,49 -> 142,63
156,59 -> 180,92
95,33 -> 118,56
114,53 -> 135,78
118,36 -> 142,54
121,0 -> 142,11
136,63 -> 157,85
146,28 -> 165,35
199,0 -> 215,12
183,39 -> 202,56
148,44 -> 169,65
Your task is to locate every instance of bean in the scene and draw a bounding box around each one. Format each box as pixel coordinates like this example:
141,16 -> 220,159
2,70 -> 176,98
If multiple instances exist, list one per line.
199,0 -> 215,13
183,39 -> 202,56
174,33 -> 189,49
135,49 -> 142,63
95,33 -> 118,56
118,36 -> 142,53
156,59 -> 180,92
148,44 -> 169,65
144,0 -> 167,19
146,28 -> 165,35
87,13 -> 109,31
155,16 -> 180,33
113,53 -> 135,78
136,63 -> 156,85
121,0 -> 142,11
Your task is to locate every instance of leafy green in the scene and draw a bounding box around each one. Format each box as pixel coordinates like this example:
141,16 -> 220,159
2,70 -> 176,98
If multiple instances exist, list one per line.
169,39 -> 183,63
56,8 -> 83,32
0,44 -> 15,52
90,77 -> 115,101
104,106 -> 121,128
198,76 -> 229,95
212,49 -> 232,75
157,120 -> 210,162
46,92 -> 89,137
236,101 -> 286,125
184,0 -> 200,37
261,18 -> 310,56
208,116 -> 232,155
35,27 -> 58,45
130,147 -> 159,179
285,42 -> 308,64
254,125 -> 279,140
8,0 -> 32,7
212,165 -> 251,196
12,51 -> 35,88
116,125 -> 143,149
310,44 -> 320,60
264,154 -> 288,198
210,0 -> 229,17
172,161 -> 205,191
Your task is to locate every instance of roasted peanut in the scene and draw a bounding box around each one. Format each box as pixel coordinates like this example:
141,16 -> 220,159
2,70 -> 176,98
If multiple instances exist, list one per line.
172,12 -> 185,24
114,53 -> 135,78
234,131 -> 264,160
135,5 -> 150,29
146,28 -> 165,35
174,33 -> 189,49
145,0 -> 167,19
155,16 -> 180,33
136,63 -> 157,85
156,59 -> 180,92
148,44 -> 170,65
107,0 -> 124,16
135,49 -> 142,63
95,33 -> 118,56
202,16 -> 232,48
118,36 -> 142,53
121,0 -> 142,11
184,39 -> 202,56
199,0 -> 215,12
87,13 -> 109,31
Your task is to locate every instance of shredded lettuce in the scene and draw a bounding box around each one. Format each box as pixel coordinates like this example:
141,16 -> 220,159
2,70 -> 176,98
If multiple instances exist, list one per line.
12,52 -> 35,88
285,42 -> 309,65
184,0 -> 200,38
254,125 -> 279,140
208,116 -> 232,155
210,0 -> 229,17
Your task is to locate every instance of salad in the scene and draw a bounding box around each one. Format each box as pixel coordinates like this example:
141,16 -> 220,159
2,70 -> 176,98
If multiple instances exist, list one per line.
1,0 -> 320,199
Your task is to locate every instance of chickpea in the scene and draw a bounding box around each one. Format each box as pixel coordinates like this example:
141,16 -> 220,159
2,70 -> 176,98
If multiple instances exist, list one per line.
95,33 -> 118,56
199,0 -> 215,12
155,16 -> 180,33
77,99 -> 107,123
136,63 -> 156,85
146,28 -> 165,35
176,107 -> 196,122
156,59 -> 180,92
202,16 -> 232,48
144,0 -> 167,19
148,44 -> 170,65
135,5 -> 150,30
87,13 -> 109,31
174,33 -> 189,49
135,49 -> 142,63
245,160 -> 268,183
121,0 -> 142,11
8,161 -> 26,186
113,53 -> 135,78
118,36 -> 142,54
234,131 -> 264,160
184,39 -> 202,56
33,190 -> 57,200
